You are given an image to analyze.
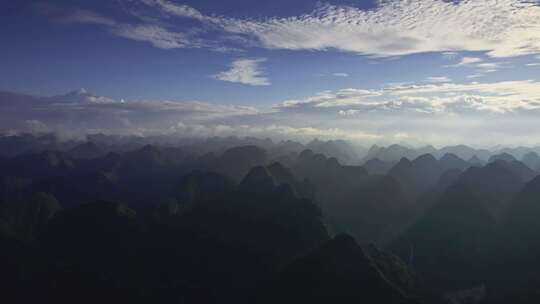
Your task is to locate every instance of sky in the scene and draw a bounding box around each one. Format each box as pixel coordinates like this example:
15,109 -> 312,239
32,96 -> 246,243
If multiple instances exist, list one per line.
2,0 -> 540,146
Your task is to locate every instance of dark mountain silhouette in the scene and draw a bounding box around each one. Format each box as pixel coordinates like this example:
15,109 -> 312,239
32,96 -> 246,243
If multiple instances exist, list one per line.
389,182 -> 497,292
388,155 -> 442,200
294,149 -> 411,245
439,153 -> 471,171
435,145 -> 491,162
205,145 -> 267,182
363,158 -> 398,175
366,144 -> 418,162
4,134 -> 540,303
306,139 -> 361,164
521,151 -> 540,171
468,155 -> 485,167
456,160 -> 534,220
67,141 -> 106,159
499,146 -> 536,160
269,234 -> 420,304
388,154 -> 470,201
488,152 -> 517,163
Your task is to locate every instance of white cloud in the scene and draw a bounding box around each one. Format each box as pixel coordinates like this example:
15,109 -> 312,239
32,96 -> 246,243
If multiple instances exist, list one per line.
441,52 -> 459,59
4,82 -> 540,145
111,24 -> 195,49
526,63 -> 540,66
275,80 -> 540,115
448,57 -> 506,72
37,4 -> 117,26
475,62 -> 501,72
457,57 -> 484,66
426,76 -> 452,83
210,0 -> 540,58
332,73 -> 350,77
466,74 -> 486,79
213,58 -> 270,86
139,0 -> 207,21
48,0 -> 540,57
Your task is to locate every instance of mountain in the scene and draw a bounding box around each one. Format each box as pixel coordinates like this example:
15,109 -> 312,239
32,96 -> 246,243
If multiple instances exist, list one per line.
499,146 -> 536,160
68,141 -> 106,159
268,234 -> 420,304
365,144 -> 418,162
212,145 -> 267,182
468,155 -> 485,167
387,154 -> 469,201
521,151 -> 540,171
388,155 -> 441,200
0,133 -> 71,157
488,152 -> 517,163
456,160 -> 535,220
389,182 -> 497,292
265,162 -> 315,200
439,153 -> 471,171
294,150 -> 411,245
436,145 -> 491,162
362,158 -> 397,175
485,176 -> 540,303
306,139 -> 361,164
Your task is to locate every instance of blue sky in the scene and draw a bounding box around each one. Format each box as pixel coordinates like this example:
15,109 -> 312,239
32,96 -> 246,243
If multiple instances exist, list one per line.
2,0 -> 540,146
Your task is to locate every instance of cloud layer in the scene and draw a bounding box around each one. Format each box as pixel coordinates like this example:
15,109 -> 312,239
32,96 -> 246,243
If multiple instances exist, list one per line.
41,0 -> 540,58
4,78 -> 540,146
277,80 -> 540,115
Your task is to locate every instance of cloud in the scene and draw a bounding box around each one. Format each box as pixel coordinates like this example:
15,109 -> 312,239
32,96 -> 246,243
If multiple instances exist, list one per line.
4,82 -> 540,146
111,24 -> 195,49
466,74 -> 486,79
38,3 -> 200,50
475,62 -> 501,72
275,80 -> 540,115
441,52 -> 459,59
0,89 -> 258,137
213,58 -> 270,86
447,56 -> 506,73
173,123 -> 380,141
36,3 -> 117,26
43,0 -> 540,57
204,0 -> 540,58
319,73 -> 350,77
456,57 -> 484,66
426,76 -> 452,83
139,0 -> 208,21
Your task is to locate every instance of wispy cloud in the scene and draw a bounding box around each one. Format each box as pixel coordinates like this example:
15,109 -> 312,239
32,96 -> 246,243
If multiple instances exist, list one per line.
111,24 -> 195,49
213,0 -> 540,57
426,76 -> 452,83
275,80 -> 540,115
466,74 -> 486,79
213,58 -> 270,86
139,0 -> 208,21
320,73 -> 350,77
456,57 -> 484,66
41,0 -> 540,57
447,56 -> 505,73
37,3 -> 200,50
36,3 -> 117,26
